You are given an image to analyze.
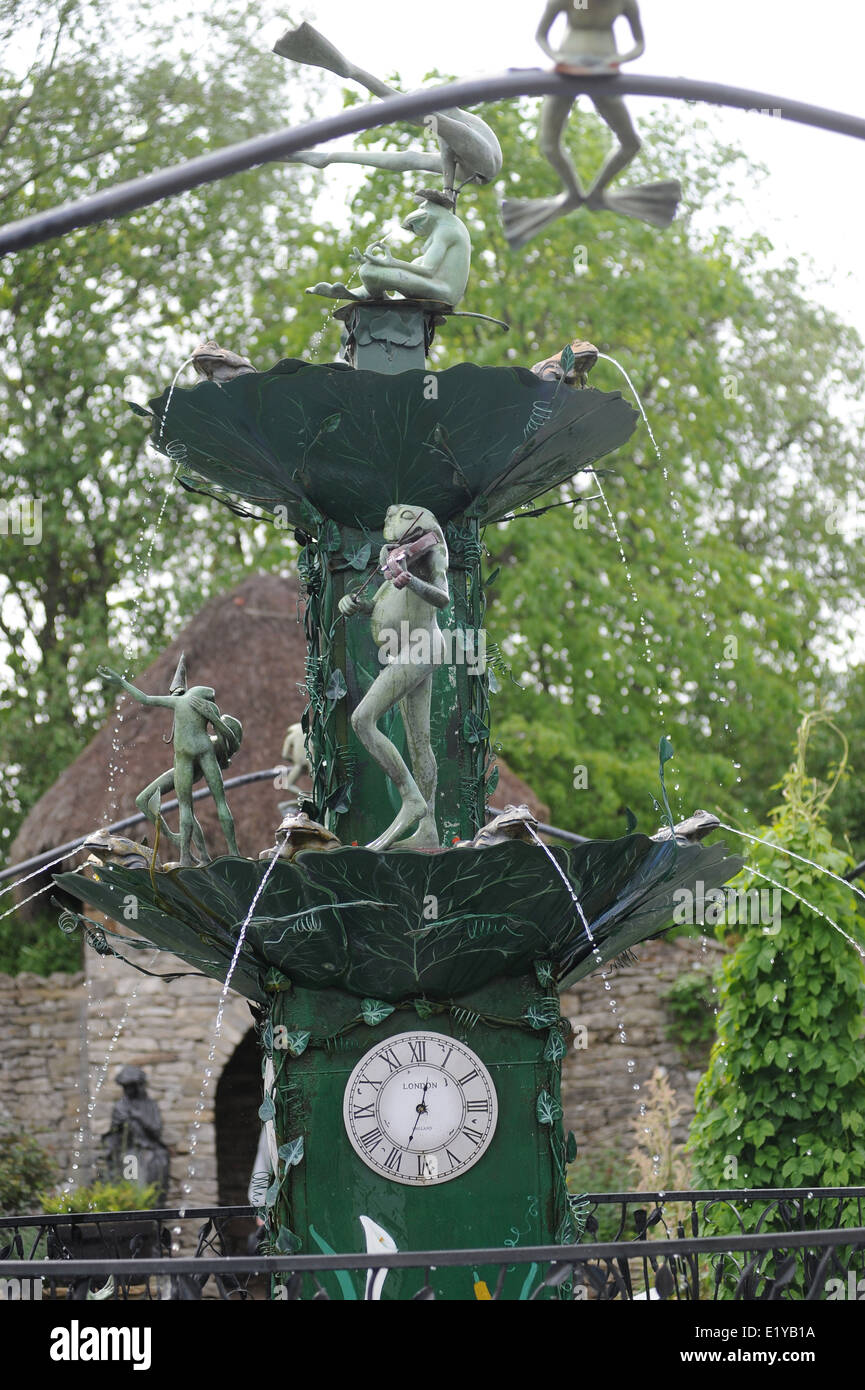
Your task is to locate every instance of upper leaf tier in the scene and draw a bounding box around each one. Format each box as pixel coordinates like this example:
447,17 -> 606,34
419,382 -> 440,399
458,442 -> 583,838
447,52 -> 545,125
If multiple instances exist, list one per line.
139,359 -> 638,531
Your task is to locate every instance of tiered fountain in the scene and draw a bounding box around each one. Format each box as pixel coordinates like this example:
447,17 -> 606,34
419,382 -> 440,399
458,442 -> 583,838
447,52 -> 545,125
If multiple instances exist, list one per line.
54,14 -> 742,1299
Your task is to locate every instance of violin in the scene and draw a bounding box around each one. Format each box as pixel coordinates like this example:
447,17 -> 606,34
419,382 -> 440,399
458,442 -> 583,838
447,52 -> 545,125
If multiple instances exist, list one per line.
381,529 -> 439,585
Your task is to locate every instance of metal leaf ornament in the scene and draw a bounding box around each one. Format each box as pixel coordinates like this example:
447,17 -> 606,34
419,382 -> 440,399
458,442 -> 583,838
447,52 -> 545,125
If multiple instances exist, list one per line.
283,1031 -> 311,1058
56,829 -> 742,1004
134,359 -> 637,533
360,998 -> 395,1027
278,1137 -> 305,1168
536,1090 -> 563,1125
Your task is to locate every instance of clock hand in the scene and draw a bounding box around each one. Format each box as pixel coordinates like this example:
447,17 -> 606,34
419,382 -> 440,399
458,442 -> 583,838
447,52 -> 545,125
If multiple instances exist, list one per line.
406,1080 -> 431,1148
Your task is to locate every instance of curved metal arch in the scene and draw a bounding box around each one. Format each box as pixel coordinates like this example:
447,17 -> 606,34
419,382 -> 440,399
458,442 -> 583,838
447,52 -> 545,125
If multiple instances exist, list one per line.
2,70 -> 865,255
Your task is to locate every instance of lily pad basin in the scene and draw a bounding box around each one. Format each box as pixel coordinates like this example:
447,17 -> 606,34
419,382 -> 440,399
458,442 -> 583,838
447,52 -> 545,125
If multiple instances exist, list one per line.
135,359 -> 639,531
55,836 -> 741,1005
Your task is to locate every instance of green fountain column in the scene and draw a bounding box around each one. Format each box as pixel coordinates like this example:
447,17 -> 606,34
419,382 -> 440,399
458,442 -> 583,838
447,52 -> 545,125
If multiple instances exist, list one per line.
300,302 -> 489,848
334,301 -> 435,373
263,971 -> 574,1301
301,517 -> 488,848
257,310 -> 574,1299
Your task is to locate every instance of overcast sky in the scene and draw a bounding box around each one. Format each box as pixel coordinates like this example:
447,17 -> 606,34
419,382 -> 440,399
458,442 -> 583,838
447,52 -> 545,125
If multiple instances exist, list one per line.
260,0 -> 865,339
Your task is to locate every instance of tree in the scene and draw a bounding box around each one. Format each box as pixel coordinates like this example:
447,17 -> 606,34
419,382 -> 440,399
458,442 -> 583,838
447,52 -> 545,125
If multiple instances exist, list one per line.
0,0 -> 329,847
328,94 -> 865,838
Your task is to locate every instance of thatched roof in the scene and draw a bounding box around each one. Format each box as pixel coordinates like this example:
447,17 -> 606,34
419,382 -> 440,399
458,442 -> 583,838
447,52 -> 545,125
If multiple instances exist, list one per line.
10,573 -> 546,881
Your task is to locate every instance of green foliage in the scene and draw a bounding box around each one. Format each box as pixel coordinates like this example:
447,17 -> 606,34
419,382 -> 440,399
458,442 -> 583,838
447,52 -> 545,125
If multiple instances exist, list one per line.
627,1066 -> 692,1245
0,0 -> 331,850
663,967 -> 720,1055
0,1127 -> 56,1214
41,1178 -> 159,1214
0,910 -> 81,976
690,714 -> 865,1209
812,663 -> 865,857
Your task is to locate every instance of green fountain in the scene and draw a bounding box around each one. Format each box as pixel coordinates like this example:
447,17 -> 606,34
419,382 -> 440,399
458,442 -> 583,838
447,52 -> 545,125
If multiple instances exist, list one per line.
55,14 -> 741,1300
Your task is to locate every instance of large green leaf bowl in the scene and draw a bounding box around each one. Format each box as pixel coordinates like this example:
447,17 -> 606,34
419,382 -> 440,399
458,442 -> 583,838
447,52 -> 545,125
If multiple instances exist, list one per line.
134,359 -> 638,531
56,835 -> 741,1005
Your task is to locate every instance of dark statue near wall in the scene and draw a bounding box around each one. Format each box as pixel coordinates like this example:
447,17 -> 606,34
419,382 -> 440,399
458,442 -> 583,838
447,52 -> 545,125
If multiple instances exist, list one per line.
103,1066 -> 170,1200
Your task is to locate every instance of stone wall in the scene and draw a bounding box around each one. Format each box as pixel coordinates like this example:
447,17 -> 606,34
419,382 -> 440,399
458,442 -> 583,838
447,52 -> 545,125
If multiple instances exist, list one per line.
0,961 -> 254,1209
561,934 -> 726,1174
0,970 -> 87,1179
84,952 -> 255,1207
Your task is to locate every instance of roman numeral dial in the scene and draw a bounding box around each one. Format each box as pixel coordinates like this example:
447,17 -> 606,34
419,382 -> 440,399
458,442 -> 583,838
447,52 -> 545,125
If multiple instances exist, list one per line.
343,1032 -> 498,1186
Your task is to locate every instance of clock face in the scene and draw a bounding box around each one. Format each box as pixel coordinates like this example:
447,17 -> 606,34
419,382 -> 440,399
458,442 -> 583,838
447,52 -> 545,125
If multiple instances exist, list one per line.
343,1031 -> 498,1186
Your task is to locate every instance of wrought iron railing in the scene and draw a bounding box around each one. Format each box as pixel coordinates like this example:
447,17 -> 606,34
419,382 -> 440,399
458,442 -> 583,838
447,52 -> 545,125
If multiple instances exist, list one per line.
1,1189 -> 863,1300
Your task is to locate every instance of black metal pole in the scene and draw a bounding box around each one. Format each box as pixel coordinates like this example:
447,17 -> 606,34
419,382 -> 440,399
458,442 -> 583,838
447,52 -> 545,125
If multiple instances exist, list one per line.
2,71 -> 865,256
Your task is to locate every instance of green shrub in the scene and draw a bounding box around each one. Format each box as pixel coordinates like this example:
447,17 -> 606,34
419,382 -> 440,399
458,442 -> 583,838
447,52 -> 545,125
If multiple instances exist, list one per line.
689,713 -> 865,1293
41,1179 -> 159,1214
0,909 -> 81,976
0,1128 -> 56,1214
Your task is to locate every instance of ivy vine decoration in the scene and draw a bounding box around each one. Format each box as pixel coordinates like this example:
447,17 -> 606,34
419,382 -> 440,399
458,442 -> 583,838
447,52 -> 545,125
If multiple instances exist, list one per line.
297,528 -> 357,830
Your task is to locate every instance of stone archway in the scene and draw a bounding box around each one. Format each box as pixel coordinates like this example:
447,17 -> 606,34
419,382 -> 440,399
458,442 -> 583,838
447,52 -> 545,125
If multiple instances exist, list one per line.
215,1027 -> 262,1209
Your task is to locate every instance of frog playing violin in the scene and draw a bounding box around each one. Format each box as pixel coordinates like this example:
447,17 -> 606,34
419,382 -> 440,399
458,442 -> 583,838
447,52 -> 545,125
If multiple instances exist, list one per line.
339,505 -> 450,851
